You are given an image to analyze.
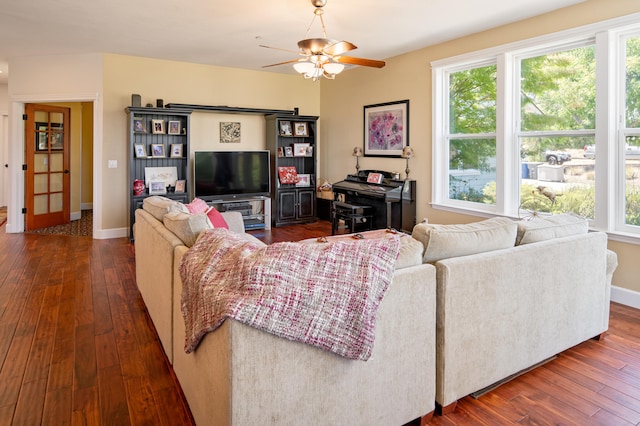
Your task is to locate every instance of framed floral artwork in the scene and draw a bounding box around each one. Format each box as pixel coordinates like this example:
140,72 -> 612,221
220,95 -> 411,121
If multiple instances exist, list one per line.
363,99 -> 409,157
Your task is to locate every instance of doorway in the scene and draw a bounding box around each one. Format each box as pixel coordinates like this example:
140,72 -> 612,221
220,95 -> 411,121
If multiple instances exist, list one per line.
24,104 -> 71,230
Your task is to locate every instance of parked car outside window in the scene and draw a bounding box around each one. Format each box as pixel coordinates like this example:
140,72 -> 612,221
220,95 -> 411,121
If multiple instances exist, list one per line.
583,144 -> 640,159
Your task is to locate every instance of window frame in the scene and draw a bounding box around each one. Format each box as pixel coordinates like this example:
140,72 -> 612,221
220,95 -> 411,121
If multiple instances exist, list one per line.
431,13 -> 640,242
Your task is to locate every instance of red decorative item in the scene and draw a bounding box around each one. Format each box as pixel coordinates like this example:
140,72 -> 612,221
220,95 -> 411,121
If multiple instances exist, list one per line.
278,166 -> 299,184
133,179 -> 145,196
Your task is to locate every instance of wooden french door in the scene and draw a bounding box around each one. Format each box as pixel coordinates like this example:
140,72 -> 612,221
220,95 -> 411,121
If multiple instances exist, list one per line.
24,104 -> 71,230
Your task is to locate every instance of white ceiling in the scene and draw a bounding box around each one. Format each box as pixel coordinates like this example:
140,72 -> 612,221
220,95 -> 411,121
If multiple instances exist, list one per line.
0,0 -> 585,85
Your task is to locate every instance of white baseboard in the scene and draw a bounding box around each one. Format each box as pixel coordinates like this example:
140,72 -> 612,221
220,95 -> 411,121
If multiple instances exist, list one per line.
70,211 -> 82,221
93,227 -> 128,240
611,285 -> 640,310
81,202 -> 93,210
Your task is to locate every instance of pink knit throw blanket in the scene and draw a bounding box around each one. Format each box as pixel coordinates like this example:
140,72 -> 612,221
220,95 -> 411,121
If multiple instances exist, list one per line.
179,229 -> 401,360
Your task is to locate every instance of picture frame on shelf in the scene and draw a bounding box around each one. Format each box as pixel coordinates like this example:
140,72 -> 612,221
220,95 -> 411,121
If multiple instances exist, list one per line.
133,117 -> 146,133
148,180 -> 167,195
278,166 -> 299,184
293,122 -> 308,137
134,144 -> 147,158
145,166 -> 178,187
279,120 -> 293,136
284,146 -> 293,157
151,144 -> 165,157
366,172 -> 384,184
151,119 -> 165,134
174,179 -> 186,193
293,143 -> 310,157
363,99 -> 409,157
277,147 -> 284,157
170,143 -> 183,158
295,174 -> 311,187
167,120 -> 181,135
305,145 -> 313,157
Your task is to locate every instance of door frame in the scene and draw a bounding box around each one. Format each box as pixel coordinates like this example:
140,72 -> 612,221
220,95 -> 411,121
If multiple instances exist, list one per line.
6,93 -> 102,237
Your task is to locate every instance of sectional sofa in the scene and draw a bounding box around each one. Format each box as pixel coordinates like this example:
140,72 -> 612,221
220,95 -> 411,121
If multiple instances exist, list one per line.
133,196 -> 616,424
134,196 -> 437,426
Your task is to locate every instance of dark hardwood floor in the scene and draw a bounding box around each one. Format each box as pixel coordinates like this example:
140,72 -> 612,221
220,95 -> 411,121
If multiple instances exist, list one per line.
1,220 -> 639,425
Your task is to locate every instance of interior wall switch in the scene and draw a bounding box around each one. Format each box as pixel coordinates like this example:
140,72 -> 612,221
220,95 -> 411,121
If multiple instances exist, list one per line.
108,160 -> 117,169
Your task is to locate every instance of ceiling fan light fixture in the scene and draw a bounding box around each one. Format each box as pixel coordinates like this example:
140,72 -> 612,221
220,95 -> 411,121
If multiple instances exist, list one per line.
262,0 -> 384,81
293,62 -> 315,74
323,62 -> 344,75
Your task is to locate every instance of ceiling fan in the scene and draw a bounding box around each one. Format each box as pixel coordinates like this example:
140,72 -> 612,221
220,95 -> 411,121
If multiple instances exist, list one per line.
260,0 -> 386,81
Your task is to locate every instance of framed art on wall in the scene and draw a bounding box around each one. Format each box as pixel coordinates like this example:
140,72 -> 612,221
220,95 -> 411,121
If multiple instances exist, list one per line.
363,99 -> 409,157
220,122 -> 241,143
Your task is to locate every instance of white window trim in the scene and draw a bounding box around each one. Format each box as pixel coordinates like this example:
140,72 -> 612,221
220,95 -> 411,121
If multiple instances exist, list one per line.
432,12 -> 640,242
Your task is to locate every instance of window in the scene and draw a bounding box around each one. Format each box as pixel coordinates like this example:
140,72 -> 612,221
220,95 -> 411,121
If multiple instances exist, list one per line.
432,15 -> 640,239
448,65 -> 497,205
624,35 -> 640,228
518,45 -> 596,219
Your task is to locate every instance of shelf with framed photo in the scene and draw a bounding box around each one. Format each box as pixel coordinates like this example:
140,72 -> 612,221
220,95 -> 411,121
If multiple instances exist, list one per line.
126,106 -> 192,240
266,114 -> 318,227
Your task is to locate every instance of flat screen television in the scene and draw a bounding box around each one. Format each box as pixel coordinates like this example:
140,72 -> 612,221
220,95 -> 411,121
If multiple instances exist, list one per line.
194,150 -> 271,201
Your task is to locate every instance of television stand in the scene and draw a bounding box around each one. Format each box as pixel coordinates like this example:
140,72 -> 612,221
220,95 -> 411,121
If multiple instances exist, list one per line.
208,196 -> 271,231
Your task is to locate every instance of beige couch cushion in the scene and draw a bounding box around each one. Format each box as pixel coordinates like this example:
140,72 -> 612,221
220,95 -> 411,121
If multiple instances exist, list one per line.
143,195 -> 188,221
516,213 -> 588,245
163,211 -> 212,247
396,236 -> 424,269
412,217 -> 517,263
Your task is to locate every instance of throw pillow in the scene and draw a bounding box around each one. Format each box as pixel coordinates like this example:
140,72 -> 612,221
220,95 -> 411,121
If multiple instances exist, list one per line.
206,207 -> 229,229
163,211 -> 212,247
185,198 -> 210,215
516,213 -> 588,245
142,195 -> 188,221
412,217 -> 517,263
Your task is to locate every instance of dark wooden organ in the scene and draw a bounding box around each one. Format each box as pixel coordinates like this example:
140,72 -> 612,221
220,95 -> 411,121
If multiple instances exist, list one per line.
331,170 -> 416,233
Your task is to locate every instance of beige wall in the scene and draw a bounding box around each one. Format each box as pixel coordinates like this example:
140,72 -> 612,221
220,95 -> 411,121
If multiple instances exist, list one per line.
0,84 -> 8,112
81,102 -> 93,207
319,0 -> 640,297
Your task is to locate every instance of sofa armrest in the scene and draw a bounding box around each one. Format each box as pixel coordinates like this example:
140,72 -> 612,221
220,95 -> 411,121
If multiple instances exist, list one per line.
134,208 -> 185,363
220,211 -> 245,233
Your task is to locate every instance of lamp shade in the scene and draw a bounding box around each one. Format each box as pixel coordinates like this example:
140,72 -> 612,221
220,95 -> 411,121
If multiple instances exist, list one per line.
352,146 -> 363,157
293,62 -> 315,74
401,146 -> 414,159
323,63 -> 345,75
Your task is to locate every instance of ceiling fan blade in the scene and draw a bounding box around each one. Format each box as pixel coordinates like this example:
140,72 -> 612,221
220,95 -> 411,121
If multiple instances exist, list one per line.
324,40 -> 357,56
259,44 -> 303,55
334,56 -> 386,68
262,59 -> 302,68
